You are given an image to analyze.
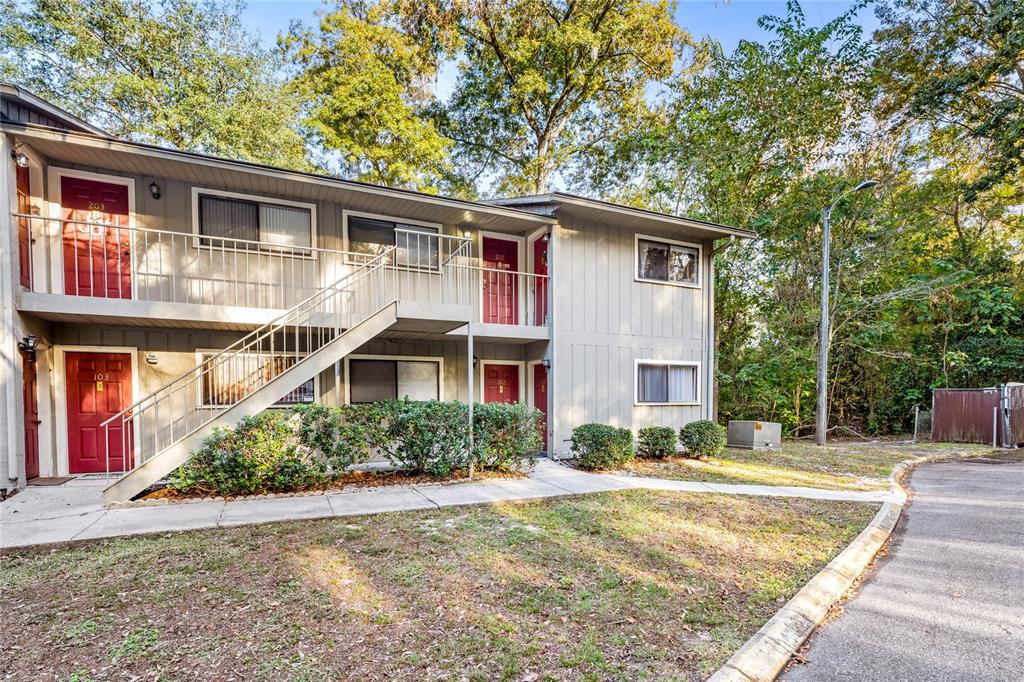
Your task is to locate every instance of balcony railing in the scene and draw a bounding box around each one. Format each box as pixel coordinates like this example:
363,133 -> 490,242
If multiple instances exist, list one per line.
12,213 -> 549,328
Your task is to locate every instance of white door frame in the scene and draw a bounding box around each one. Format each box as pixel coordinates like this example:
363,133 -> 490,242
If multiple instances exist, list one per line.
52,345 -> 140,476
478,359 -> 526,404
47,166 -> 137,299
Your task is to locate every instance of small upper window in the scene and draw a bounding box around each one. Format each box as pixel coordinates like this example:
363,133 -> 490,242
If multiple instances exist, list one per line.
198,194 -> 312,249
347,215 -> 439,269
636,361 -> 699,405
636,236 -> 700,286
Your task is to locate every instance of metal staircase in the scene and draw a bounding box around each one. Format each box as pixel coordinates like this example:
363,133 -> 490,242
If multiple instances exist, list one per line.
100,249 -> 403,503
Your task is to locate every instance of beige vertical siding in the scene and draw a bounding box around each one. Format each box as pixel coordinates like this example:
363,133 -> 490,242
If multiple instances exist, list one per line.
550,212 -> 712,457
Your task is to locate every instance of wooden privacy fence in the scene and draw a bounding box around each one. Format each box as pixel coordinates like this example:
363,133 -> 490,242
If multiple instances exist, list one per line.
932,383 -> 1024,447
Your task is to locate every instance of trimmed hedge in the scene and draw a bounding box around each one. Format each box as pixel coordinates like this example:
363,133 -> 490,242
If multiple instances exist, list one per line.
679,420 -> 727,458
570,423 -> 634,470
636,426 -> 677,459
169,400 -> 543,495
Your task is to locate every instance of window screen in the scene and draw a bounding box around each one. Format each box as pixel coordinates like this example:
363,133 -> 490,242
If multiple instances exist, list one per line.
637,363 -> 698,404
349,358 -> 440,403
199,196 -> 258,243
637,238 -> 699,285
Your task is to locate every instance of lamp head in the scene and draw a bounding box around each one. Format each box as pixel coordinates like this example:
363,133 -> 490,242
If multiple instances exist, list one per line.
854,179 -> 879,192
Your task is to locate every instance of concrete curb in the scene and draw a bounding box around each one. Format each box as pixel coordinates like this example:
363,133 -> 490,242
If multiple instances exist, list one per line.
705,448 -> 995,682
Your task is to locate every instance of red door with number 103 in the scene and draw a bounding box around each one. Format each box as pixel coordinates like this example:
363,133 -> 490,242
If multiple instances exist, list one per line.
61,176 -> 132,298
65,352 -> 133,473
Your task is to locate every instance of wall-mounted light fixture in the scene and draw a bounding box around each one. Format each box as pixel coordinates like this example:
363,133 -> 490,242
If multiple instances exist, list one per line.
542,358 -> 551,369
149,182 -> 161,199
146,353 -> 159,365
10,148 -> 29,167
17,334 -> 38,359
472,355 -> 479,369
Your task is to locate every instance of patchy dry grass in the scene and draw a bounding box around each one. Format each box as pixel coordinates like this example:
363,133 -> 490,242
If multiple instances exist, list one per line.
1,491 -> 876,681
620,440 -> 1000,491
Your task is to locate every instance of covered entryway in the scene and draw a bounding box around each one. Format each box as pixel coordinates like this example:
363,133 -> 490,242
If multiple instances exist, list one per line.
61,175 -> 132,298
482,235 -> 520,324
65,351 -> 134,473
483,362 -> 521,404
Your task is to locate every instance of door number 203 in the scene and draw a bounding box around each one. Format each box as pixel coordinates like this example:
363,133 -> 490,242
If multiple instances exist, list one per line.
88,202 -> 106,211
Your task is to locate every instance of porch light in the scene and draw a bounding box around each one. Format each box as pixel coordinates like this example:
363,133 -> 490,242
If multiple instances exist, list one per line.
10,149 -> 29,167
149,182 -> 161,199
17,334 -> 38,357
146,353 -> 159,365
473,355 -> 479,369
542,358 -> 551,369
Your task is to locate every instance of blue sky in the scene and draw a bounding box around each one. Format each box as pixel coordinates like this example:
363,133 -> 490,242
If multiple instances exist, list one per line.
242,0 -> 878,96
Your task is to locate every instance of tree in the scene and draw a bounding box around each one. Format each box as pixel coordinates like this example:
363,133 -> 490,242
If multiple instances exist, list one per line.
398,0 -> 694,195
875,0 -> 1024,196
0,0 -> 309,169
282,1 -> 454,192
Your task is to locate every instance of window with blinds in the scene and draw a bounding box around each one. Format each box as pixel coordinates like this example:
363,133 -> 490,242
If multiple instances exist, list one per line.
636,361 -> 699,404
348,358 -> 441,403
197,194 -> 312,250
347,215 -> 439,269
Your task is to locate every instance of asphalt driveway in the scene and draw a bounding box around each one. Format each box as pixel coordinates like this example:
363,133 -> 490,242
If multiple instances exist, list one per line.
783,456 -> 1024,682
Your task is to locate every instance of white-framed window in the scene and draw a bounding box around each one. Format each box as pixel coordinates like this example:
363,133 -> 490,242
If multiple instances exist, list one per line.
192,187 -> 316,252
634,360 -> 700,405
345,355 -> 443,403
344,211 -> 441,269
634,233 -> 701,288
196,351 -> 315,408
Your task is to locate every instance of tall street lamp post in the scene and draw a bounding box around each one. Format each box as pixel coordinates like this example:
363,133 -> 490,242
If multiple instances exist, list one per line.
815,179 -> 879,446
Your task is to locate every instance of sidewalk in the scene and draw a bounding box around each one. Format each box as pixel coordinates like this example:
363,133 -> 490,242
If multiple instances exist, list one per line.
0,459 -> 901,550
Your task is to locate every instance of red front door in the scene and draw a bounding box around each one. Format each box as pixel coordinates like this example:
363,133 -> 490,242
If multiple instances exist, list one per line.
533,363 -> 548,449
482,237 -> 519,324
532,235 -> 548,325
65,352 -> 133,473
61,176 -> 132,298
23,354 -> 40,479
484,364 -> 520,404
17,165 -> 31,288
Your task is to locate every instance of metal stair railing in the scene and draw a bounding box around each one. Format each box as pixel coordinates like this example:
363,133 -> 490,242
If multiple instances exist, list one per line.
99,248 -> 397,476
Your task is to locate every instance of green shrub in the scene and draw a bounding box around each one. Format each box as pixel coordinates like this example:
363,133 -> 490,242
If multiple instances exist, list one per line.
385,400 -> 470,477
169,411 -> 325,496
473,402 -> 543,471
679,420 -> 727,458
570,423 -> 633,469
636,426 -> 677,459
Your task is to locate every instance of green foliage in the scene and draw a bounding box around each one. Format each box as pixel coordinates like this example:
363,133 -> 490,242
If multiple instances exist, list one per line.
636,426 -> 677,459
0,0 -> 310,169
398,0 -> 695,194
679,421 -> 727,459
282,1 -> 453,191
384,400 -> 470,476
473,402 -> 544,471
570,424 -> 634,470
169,412 -> 325,496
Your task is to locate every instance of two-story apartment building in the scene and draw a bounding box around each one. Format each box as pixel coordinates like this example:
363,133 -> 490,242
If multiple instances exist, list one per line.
1,84 -> 753,502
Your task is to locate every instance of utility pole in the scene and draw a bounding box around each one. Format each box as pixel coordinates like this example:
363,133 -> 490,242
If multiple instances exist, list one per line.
816,180 -> 879,446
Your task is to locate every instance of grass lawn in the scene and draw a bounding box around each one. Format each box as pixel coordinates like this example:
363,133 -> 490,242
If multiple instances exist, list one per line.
619,440 -> 999,491
2,490 -> 876,681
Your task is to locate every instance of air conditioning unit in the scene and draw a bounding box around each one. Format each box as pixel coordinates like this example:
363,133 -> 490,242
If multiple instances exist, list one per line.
727,421 -> 782,449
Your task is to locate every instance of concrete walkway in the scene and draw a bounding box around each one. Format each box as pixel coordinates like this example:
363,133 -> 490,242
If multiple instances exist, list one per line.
783,457 -> 1024,682
1,459 -> 900,550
